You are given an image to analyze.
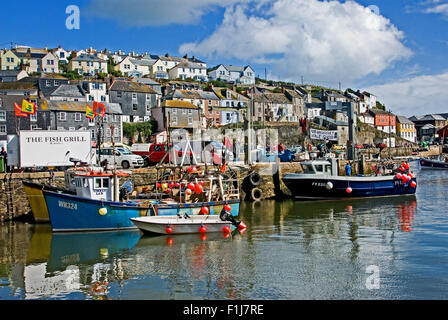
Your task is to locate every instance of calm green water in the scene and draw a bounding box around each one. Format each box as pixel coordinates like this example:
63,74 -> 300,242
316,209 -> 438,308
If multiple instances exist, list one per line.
1,165 -> 448,300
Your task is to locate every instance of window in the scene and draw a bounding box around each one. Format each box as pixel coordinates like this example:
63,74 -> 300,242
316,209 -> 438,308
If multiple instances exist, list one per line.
116,91 -> 122,98
132,93 -> 137,99
88,117 -> 95,126
133,104 -> 138,111
188,117 -> 193,125
172,109 -> 177,115
101,96 -> 106,102
58,112 -> 66,121
114,128 -> 119,137
106,128 -> 111,137
30,114 -> 37,122
54,80 -> 60,86
0,125 -> 6,135
46,80 -> 51,87
0,111 -> 5,121
94,178 -> 110,189
75,113 -> 82,121
172,116 -> 178,125
146,105 -> 151,112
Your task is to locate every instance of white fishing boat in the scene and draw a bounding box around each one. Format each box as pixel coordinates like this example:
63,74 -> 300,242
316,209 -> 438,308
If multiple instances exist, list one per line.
130,214 -> 245,235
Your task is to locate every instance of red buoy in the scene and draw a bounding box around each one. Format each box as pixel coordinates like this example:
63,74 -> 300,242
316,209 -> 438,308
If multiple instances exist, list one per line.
199,225 -> 207,233
410,181 -> 417,188
174,182 -> 181,188
194,183 -> 203,194
166,226 -> 173,234
346,187 -> 352,194
238,221 -> 247,229
396,173 -> 402,179
223,226 -> 231,233
200,207 -> 209,215
224,204 -> 232,212
156,182 -> 162,189
187,183 -> 195,190
185,188 -> 192,195
165,188 -> 171,194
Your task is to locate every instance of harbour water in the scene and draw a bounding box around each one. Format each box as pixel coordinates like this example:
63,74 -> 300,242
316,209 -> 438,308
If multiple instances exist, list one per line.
1,166 -> 447,300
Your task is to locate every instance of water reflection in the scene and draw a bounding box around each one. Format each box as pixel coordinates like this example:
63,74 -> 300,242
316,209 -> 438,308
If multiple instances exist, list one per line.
4,169 -> 448,299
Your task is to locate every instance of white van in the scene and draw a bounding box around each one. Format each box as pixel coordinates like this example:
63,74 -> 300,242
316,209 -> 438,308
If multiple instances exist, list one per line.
96,147 -> 144,169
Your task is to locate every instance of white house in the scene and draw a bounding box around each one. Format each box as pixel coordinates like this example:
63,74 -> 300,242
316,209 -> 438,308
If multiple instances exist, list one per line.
168,61 -> 208,81
208,64 -> 255,84
52,46 -> 72,64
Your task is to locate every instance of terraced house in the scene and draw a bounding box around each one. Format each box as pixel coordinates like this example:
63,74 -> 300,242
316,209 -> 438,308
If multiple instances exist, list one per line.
68,54 -> 108,76
162,88 -> 221,127
396,115 -> 417,143
109,79 -> 159,122
208,64 -> 255,84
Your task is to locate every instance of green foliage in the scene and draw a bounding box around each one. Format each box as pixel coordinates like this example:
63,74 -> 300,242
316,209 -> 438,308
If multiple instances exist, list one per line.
62,71 -> 82,80
123,120 -> 158,142
376,101 -> 386,110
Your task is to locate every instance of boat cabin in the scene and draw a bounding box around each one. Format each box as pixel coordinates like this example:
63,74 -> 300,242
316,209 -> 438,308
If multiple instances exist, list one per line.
72,171 -> 129,201
300,158 -> 338,176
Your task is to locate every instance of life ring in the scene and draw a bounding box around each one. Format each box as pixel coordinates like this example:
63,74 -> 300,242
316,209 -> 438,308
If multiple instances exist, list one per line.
251,188 -> 263,201
248,171 -> 262,186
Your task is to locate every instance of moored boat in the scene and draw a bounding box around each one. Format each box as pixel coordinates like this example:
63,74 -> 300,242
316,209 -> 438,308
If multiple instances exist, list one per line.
131,215 -> 233,235
282,158 -> 417,200
43,165 -> 240,232
419,157 -> 448,169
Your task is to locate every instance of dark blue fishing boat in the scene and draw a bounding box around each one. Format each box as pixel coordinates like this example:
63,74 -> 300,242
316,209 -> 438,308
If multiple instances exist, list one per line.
282,158 -> 417,200
419,157 -> 448,169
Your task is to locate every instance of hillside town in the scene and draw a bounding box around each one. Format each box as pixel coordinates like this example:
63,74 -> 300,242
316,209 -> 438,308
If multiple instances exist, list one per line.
1,44 -> 447,154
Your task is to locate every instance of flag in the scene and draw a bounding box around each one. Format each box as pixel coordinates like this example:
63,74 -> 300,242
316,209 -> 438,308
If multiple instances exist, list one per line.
21,99 -> 36,114
15,103 -> 28,117
86,105 -> 95,119
93,101 -> 106,117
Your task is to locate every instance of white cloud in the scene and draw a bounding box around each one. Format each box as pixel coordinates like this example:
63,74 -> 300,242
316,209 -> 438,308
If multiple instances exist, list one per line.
86,0 -> 248,26
425,3 -> 448,15
179,0 -> 412,83
365,71 -> 448,116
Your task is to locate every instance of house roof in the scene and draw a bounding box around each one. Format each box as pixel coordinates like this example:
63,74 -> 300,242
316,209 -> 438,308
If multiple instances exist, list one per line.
110,80 -> 157,94
396,115 -> 414,124
264,93 -> 292,104
40,99 -> 122,114
40,73 -> 68,80
0,82 -> 38,90
50,84 -> 86,98
72,54 -> 106,62
0,70 -> 27,77
421,123 -> 436,130
162,100 -> 198,109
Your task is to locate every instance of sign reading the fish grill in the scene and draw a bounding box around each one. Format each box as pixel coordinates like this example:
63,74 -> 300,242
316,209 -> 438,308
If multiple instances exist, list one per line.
310,129 -> 338,141
19,130 -> 92,167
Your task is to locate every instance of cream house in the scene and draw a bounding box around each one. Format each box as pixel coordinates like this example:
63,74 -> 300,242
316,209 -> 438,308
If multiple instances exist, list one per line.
41,52 -> 59,74
68,54 -> 108,76
0,50 -> 20,70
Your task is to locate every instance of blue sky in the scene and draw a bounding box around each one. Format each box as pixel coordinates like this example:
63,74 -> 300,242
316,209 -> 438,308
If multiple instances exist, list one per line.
1,0 -> 447,116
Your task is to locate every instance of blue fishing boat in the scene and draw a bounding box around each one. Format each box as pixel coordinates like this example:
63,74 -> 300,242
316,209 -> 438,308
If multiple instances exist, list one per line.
43,167 -> 240,232
419,156 -> 448,169
282,158 -> 417,200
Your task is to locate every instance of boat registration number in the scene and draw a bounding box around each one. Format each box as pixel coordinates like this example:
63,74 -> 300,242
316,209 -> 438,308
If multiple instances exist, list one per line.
312,182 -> 327,187
58,200 -> 78,210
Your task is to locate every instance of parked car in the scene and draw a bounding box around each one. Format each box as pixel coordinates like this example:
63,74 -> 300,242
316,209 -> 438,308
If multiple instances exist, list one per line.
96,147 -> 144,169
376,143 -> 387,149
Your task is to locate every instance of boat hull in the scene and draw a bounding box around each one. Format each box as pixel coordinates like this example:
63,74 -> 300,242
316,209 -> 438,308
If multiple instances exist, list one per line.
43,190 -> 240,232
130,215 -> 233,235
419,158 -> 448,169
282,174 -> 417,200
23,181 -> 75,223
